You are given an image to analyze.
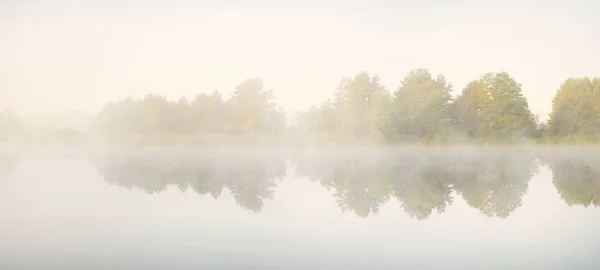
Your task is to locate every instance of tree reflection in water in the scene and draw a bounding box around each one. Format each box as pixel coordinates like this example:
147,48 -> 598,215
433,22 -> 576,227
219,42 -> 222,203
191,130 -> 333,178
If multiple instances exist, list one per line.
90,149 -> 287,213
293,149 -> 538,220
541,151 -> 600,208
87,147 -> 600,219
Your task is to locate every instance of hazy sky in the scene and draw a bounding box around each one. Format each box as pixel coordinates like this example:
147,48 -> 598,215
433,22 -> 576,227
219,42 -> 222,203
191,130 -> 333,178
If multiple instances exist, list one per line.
1,0 -> 599,120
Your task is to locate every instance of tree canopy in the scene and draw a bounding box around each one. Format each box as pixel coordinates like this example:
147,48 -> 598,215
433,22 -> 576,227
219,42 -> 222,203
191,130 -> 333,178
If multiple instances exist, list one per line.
548,77 -> 600,142
383,68 -> 453,143
3,71 -> 600,145
92,78 -> 286,139
451,72 -> 536,143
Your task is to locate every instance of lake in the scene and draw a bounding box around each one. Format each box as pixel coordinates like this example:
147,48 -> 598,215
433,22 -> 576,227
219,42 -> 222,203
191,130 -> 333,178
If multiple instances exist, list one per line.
1,146 -> 599,269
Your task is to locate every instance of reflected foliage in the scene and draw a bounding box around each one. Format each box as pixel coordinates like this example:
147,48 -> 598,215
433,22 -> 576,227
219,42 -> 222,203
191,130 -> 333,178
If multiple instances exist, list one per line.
90,150 -> 287,212
452,156 -> 536,218
85,148 -> 600,217
393,164 -> 455,220
542,152 -> 600,207
293,149 -> 537,219
294,156 -> 394,218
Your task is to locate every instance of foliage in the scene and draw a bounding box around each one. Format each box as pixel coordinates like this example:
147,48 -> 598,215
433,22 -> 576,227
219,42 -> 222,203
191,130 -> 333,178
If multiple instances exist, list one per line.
548,77 -> 600,142
451,72 -> 536,143
295,72 -> 391,142
93,77 -> 286,139
384,69 -> 453,143
293,150 -> 537,219
4,71 -> 600,145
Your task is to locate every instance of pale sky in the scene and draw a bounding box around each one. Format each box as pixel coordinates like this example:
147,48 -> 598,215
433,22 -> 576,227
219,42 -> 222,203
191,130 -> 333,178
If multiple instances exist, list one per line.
1,0 -> 599,121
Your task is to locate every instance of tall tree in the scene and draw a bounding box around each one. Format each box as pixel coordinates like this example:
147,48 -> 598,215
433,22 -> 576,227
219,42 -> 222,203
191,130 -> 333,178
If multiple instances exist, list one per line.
451,72 -> 536,143
450,81 -> 488,140
229,78 -> 283,134
548,77 -> 600,142
331,72 -> 390,140
385,68 -> 453,142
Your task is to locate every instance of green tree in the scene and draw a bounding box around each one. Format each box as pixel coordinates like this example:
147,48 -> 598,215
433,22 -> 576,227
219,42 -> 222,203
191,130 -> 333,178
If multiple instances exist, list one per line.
449,81 -> 488,140
385,68 -> 453,143
548,77 -> 600,142
331,72 -> 390,141
451,72 -> 536,143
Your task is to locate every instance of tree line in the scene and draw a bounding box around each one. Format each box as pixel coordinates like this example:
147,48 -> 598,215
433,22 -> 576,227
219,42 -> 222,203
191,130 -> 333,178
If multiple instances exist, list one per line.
93,78 -> 287,136
93,69 -> 599,144
2,68 -> 599,144
297,69 -> 599,144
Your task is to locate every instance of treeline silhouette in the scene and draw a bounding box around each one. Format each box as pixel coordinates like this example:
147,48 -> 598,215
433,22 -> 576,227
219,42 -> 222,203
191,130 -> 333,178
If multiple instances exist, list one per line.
298,70 -> 599,144
1,69 -> 599,144
93,78 -> 286,139
58,148 -> 599,219
91,69 -> 599,144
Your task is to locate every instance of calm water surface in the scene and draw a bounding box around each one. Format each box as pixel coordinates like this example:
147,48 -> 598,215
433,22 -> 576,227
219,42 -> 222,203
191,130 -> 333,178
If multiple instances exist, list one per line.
1,147 -> 600,269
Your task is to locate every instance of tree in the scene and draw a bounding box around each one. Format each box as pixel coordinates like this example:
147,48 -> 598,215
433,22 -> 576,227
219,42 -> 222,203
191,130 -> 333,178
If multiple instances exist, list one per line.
548,77 -> 600,142
294,100 -> 340,140
331,72 -> 390,141
228,78 -> 284,134
384,68 -> 453,142
172,96 -> 191,133
190,91 -> 227,133
451,72 -> 536,143
449,81 -> 488,140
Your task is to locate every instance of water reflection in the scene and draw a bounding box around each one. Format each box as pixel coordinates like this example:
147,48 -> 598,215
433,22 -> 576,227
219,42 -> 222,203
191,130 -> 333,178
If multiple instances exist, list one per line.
542,153 -> 600,207
89,151 -> 287,212
293,150 -> 538,219
85,148 -> 547,220
0,148 -> 593,220
5,148 -> 600,269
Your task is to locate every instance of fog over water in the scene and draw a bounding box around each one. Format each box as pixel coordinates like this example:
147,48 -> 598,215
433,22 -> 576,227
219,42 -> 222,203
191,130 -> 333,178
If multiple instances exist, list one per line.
3,1 -> 600,269
1,146 -> 600,269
